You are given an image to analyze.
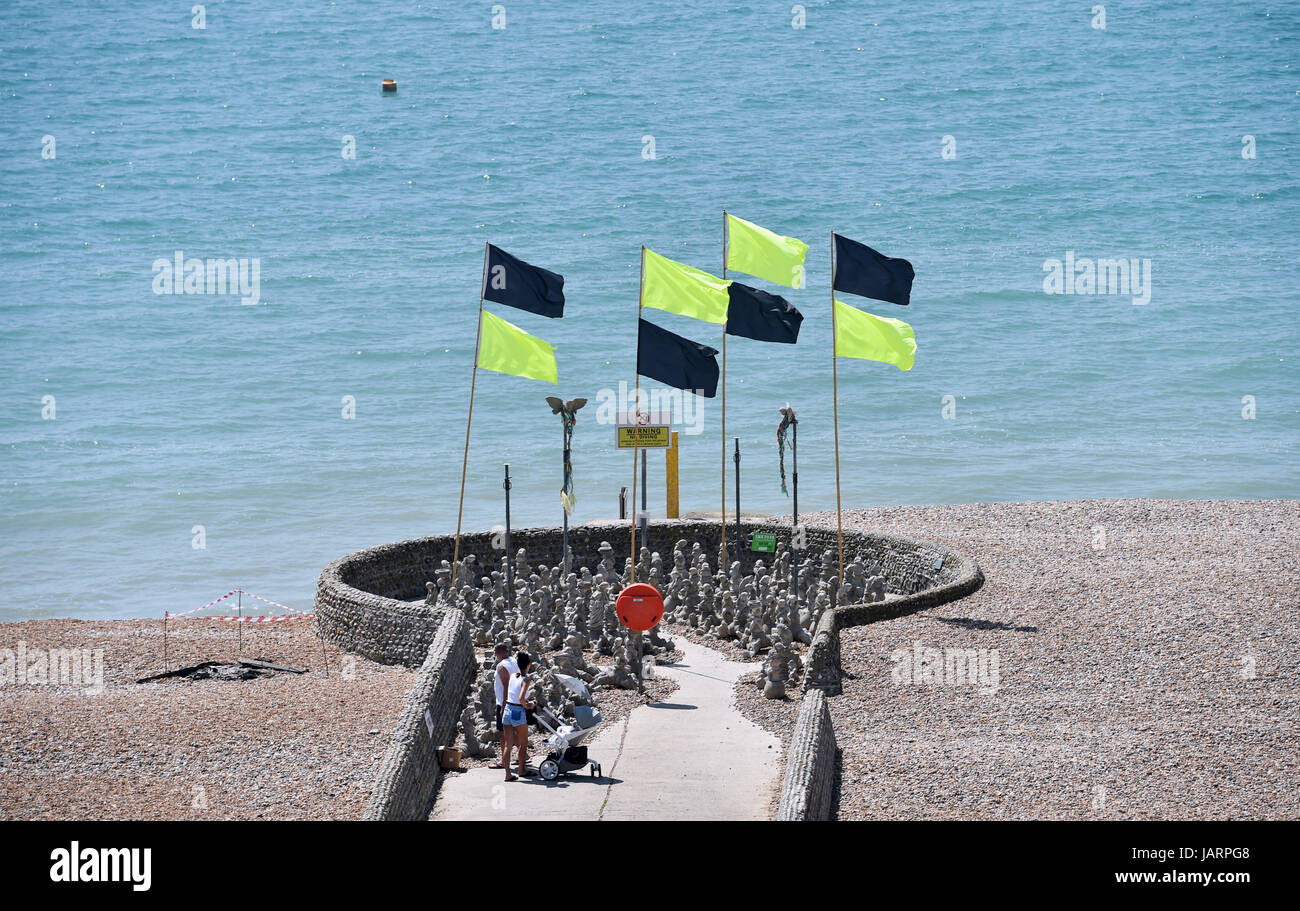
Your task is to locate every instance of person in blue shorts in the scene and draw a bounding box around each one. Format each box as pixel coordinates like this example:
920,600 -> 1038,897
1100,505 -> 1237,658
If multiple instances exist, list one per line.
501,652 -> 535,781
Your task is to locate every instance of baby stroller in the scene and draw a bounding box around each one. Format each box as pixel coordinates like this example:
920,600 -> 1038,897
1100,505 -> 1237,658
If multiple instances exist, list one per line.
532,673 -> 603,781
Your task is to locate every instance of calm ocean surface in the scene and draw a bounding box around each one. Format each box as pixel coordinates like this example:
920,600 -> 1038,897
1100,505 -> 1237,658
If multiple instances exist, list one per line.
1,1 -> 1296,620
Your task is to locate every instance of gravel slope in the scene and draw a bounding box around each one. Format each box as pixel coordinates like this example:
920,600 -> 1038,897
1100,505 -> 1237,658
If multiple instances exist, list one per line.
0,619 -> 414,820
813,499 -> 1299,820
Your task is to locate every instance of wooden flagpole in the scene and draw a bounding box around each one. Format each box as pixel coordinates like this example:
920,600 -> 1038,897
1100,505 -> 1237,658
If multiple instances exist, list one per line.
630,246 -> 645,582
451,241 -> 490,588
830,230 -> 844,586
720,211 -> 729,570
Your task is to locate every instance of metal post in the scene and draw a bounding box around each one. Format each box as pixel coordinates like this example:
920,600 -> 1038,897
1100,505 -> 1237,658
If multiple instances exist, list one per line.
791,416 -> 800,601
236,589 -> 243,659
733,438 -> 741,562
666,431 -> 679,518
318,629 -> 330,677
633,630 -> 644,696
562,424 -> 570,573
639,448 -> 648,543
504,464 -> 514,613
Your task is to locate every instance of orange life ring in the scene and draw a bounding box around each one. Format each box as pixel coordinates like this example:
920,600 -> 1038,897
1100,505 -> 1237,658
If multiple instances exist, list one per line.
615,583 -> 663,632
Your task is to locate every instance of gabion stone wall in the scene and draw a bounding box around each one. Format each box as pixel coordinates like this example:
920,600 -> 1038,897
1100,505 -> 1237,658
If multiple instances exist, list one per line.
776,689 -> 838,821
738,521 -> 985,629
315,518 -> 983,667
364,607 -> 475,821
805,609 -> 842,696
315,538 -> 450,667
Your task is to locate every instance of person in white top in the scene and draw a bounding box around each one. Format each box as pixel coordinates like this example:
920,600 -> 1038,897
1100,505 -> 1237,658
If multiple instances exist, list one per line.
500,652 -> 535,782
492,643 -> 519,771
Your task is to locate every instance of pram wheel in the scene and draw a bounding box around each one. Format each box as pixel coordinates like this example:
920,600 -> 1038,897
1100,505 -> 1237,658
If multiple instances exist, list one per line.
590,762 -> 601,778
539,759 -> 560,781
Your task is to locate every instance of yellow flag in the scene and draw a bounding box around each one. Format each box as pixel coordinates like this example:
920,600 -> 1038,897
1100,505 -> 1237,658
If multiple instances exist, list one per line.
834,299 -> 916,371
477,309 -> 558,383
725,213 -> 808,289
642,248 -> 730,325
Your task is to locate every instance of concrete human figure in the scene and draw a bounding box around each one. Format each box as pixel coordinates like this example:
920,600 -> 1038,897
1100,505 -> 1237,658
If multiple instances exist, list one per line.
460,703 -> 493,757
865,574 -> 886,603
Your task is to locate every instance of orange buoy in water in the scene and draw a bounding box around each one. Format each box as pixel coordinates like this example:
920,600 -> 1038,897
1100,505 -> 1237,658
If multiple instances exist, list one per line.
616,583 -> 663,632
382,79 -> 397,93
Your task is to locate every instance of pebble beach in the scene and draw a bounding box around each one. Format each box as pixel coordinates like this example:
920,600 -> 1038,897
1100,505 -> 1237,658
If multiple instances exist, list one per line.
3,498 -> 1296,821
0,617 -> 683,819
0,619 -> 414,820
736,498 -> 1300,820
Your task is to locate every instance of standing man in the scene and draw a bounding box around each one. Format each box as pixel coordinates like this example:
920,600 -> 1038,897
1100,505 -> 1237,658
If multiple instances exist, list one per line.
491,643 -> 519,771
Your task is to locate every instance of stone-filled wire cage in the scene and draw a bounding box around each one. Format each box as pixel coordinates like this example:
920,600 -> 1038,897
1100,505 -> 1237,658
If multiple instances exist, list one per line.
315,519 -> 983,667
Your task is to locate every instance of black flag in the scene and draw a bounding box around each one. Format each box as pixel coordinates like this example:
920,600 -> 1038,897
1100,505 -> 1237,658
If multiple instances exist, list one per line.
637,319 -> 719,398
832,233 -> 914,306
483,244 -> 565,318
725,282 -> 803,344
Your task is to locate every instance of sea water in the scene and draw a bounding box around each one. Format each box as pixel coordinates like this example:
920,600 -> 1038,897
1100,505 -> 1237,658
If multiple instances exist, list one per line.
1,1 -> 1296,619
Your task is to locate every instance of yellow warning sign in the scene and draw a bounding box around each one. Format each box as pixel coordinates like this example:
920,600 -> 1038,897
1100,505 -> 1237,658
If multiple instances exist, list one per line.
616,426 -> 672,449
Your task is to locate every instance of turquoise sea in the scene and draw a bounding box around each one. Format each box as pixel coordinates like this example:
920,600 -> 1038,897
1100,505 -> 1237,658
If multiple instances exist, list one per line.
1,1 -> 1297,620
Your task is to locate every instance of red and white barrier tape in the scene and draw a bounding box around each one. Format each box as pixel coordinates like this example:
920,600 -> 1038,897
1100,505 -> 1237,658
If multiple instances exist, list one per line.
236,590 -> 314,617
167,590 -> 314,622
166,590 -> 238,619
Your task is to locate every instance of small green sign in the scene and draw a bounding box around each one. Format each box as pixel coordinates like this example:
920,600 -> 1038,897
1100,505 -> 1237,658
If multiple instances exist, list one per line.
751,532 -> 777,553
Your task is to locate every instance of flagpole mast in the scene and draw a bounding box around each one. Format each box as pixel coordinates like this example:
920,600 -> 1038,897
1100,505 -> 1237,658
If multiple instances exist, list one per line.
451,241 -> 490,590
630,246 -> 645,583
830,230 -> 844,587
720,210 -> 729,571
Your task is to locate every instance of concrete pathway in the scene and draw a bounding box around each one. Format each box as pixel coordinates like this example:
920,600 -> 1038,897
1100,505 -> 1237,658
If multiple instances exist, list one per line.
430,638 -> 782,821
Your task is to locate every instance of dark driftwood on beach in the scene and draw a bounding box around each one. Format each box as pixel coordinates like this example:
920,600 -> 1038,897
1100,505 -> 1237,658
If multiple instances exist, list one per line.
238,658 -> 308,674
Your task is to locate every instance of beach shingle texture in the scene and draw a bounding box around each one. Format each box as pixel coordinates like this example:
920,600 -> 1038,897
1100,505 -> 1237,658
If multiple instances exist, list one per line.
0,619 -> 415,820
819,499 -> 1299,820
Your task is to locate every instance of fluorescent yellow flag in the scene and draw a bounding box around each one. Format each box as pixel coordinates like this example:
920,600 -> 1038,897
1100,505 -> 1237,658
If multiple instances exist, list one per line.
725,213 -> 808,289
477,309 -> 558,383
834,299 -> 916,371
642,248 -> 730,325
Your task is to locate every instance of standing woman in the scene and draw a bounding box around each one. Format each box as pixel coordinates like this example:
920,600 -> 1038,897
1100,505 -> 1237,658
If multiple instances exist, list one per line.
501,652 -> 534,781
491,643 -> 519,771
